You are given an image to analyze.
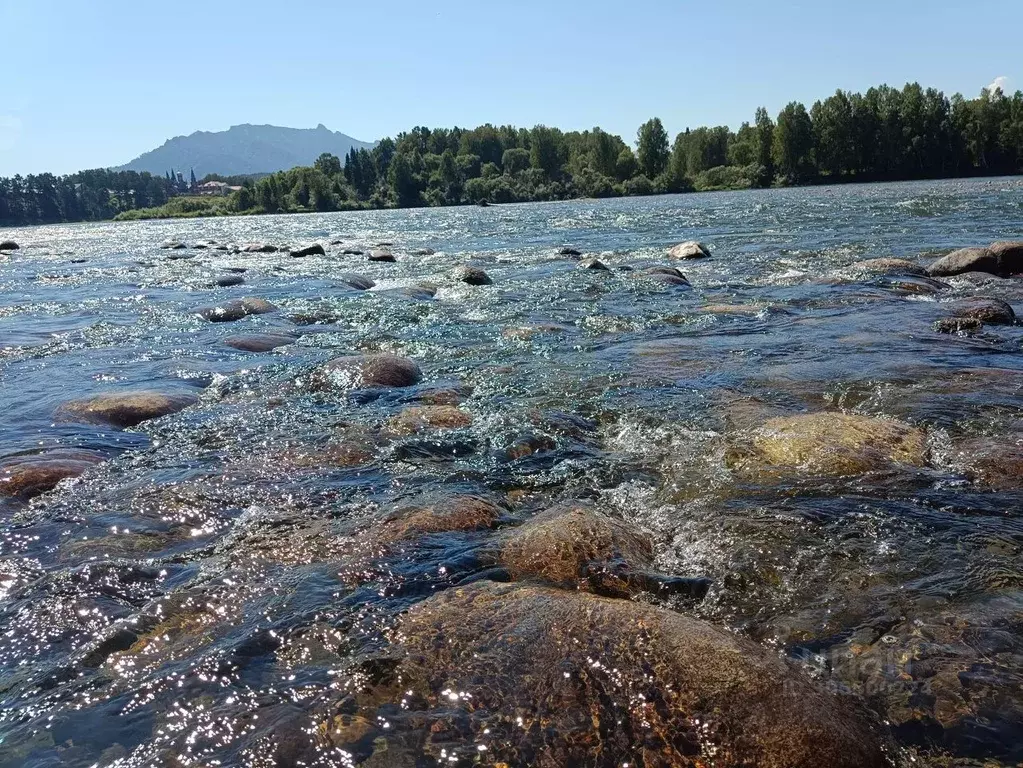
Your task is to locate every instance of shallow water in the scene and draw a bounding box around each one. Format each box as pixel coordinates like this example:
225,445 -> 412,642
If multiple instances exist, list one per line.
0,178 -> 1022,767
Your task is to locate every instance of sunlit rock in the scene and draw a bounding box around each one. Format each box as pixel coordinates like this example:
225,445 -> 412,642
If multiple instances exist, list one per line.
196,297 -> 277,322
223,332 -> 298,352
56,391 -> 199,428
730,412 -> 928,476
336,581 -> 890,768
451,265 -> 492,285
667,240 -> 711,259
0,449 -> 105,499
308,353 -> 423,391
387,405 -> 472,435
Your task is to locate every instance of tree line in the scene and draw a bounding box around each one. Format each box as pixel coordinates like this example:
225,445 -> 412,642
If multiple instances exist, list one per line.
2,81 -> 1022,226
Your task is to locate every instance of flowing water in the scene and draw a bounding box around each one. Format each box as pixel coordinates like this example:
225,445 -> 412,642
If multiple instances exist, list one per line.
0,178 -> 1022,767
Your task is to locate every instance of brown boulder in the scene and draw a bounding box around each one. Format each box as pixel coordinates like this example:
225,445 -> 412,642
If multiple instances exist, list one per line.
957,437 -> 1023,491
361,581 -> 889,768
0,450 -> 106,499
927,247 -> 1001,277
451,265 -> 492,285
196,297 -> 277,322
387,405 -> 472,435
667,240 -> 711,259
379,495 -> 504,542
989,240 -> 1023,274
949,297 -> 1016,325
308,354 -> 422,391
56,391 -> 198,428
732,412 -> 928,476
498,503 -> 707,598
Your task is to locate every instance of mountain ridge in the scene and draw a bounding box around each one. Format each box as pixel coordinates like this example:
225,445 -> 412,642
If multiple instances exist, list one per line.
117,123 -> 376,177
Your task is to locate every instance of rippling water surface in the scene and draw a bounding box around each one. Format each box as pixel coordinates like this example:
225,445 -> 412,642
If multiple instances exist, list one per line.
1,178 -> 1022,767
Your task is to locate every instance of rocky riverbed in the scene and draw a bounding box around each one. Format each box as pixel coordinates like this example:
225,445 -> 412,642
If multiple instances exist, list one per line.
0,178 -> 1022,767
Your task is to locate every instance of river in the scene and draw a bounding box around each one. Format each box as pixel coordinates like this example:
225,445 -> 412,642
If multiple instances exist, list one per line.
0,177 -> 1021,767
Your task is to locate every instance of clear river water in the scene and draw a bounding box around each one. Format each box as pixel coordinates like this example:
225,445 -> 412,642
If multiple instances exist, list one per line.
0,178 -> 1021,767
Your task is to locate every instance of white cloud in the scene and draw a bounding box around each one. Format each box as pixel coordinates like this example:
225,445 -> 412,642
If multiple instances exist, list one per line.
0,116 -> 23,152
986,75 -> 1011,94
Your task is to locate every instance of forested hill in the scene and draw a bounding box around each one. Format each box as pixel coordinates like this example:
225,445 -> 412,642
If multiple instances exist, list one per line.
2,81 -> 1022,227
117,124 -> 376,177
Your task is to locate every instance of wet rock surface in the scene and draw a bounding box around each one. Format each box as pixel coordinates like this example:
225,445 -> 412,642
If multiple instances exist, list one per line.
308,353 -> 423,391
451,264 -> 492,285
196,296 -> 277,321
667,240 -> 711,259
345,581 -> 891,768
55,391 -> 199,428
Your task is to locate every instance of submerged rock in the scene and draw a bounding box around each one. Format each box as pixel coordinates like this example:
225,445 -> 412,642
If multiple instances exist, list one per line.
851,257 -> 927,276
56,391 -> 198,428
0,240 -> 19,251
502,323 -> 570,340
159,240 -> 186,250
577,256 -> 609,271
379,495 -> 504,542
642,265 -> 691,286
667,240 -> 712,259
290,244 -> 325,258
934,317 -> 984,335
927,247 -> 1001,277
308,353 -> 423,391
956,437 -> 1023,491
412,247 -> 436,256
223,332 -> 298,352
0,450 -> 106,499
196,297 -> 277,322
558,246 -> 583,256
387,405 -> 472,435
369,249 -> 396,262
352,581 -> 889,768
242,243 -> 279,253
732,412 -> 928,476
451,265 -> 492,285
340,273 -> 375,291
498,503 -> 709,599
214,274 -> 245,287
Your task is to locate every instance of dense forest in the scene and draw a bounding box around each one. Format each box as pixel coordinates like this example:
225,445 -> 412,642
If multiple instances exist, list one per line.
2,81 -> 1023,226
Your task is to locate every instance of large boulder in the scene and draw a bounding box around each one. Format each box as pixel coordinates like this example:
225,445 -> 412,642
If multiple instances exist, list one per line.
927,247 -> 1001,277
290,244 -> 325,258
577,256 -> 609,271
368,249 -> 396,263
990,240 -> 1023,274
196,297 -> 277,322
0,450 -> 106,499
949,297 -> 1016,325
343,582 -> 890,768
451,265 -> 492,285
308,353 -> 422,391
731,412 -> 928,476
667,240 -> 712,259
497,503 -> 708,599
56,391 -> 198,428
850,257 -> 927,276
379,495 -> 504,542
641,265 -> 691,286
0,240 -> 19,251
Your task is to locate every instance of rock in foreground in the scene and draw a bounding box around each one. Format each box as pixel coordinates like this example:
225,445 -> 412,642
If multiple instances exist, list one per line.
56,391 -> 198,428
353,582 -> 889,768
667,240 -> 712,259
0,450 -> 106,499
308,353 -> 422,391
926,244 -> 1021,277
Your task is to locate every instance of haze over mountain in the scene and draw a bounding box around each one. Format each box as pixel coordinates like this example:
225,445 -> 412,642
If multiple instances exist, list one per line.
117,124 -> 375,177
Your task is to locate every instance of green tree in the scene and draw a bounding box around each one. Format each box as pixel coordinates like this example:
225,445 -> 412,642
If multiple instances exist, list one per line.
773,102 -> 814,182
636,118 -> 670,178
615,147 -> 639,181
314,153 -> 342,177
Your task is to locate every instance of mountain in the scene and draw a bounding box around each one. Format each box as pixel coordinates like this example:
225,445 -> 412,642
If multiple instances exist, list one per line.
118,124 -> 375,177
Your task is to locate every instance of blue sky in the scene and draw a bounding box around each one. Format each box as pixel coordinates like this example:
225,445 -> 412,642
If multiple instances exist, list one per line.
1,0 -> 1019,176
